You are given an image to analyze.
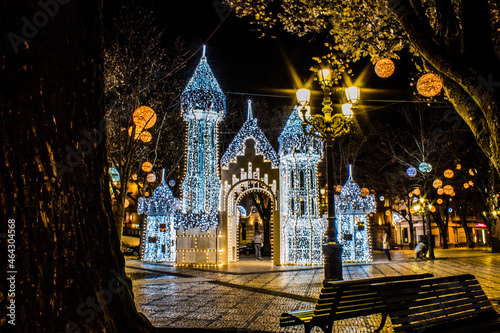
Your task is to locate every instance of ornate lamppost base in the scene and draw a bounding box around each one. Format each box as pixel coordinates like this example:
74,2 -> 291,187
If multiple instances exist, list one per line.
323,242 -> 343,281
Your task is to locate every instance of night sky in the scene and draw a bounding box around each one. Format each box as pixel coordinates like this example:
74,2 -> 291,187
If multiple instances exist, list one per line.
103,0 -> 423,122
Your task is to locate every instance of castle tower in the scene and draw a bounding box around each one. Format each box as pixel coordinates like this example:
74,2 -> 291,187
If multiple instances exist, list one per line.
278,107 -> 326,265
179,47 -> 225,229
335,165 -> 376,262
176,47 -> 224,266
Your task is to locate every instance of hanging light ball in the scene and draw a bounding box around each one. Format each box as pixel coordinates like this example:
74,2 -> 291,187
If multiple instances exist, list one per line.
444,169 -> 454,178
413,196 -> 418,202
169,179 -> 176,187
456,164 -> 462,170
131,173 -> 138,181
448,208 -> 453,213
140,130 -> 152,143
374,58 -> 395,78
124,198 -> 130,208
437,198 -> 443,205
468,180 -> 474,186
450,191 -> 456,197
361,188 -> 370,197
463,183 -> 470,189
433,179 -> 443,188
413,188 -> 421,196
410,208 -> 416,215
336,185 -> 343,193
133,106 -> 156,130
469,169 -> 476,176
443,185 -> 454,195
385,210 -> 391,216
418,162 -> 432,173
146,173 -> 156,182
417,73 -> 443,97
407,166 -> 417,177
141,161 -> 152,172
109,167 -> 120,183
437,188 -> 444,195
379,196 -> 385,201
430,206 -> 436,213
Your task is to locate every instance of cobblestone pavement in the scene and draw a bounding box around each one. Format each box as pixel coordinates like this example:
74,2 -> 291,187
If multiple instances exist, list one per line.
127,249 -> 500,332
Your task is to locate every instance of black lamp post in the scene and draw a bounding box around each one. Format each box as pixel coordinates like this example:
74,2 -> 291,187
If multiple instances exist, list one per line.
296,68 -> 360,281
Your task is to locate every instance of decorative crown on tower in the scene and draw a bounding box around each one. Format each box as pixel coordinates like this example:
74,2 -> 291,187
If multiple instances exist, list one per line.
181,46 -> 226,115
278,106 -> 323,157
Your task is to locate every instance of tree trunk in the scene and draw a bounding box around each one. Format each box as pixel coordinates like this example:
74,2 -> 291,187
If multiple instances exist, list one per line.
0,1 -> 154,331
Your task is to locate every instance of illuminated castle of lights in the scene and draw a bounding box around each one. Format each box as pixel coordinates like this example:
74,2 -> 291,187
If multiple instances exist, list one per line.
138,49 -> 375,265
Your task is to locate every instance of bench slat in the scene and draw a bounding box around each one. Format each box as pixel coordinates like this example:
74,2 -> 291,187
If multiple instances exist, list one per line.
391,295 -> 490,317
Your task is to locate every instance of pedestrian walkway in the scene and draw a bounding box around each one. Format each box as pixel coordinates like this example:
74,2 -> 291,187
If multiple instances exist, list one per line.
127,249 -> 500,332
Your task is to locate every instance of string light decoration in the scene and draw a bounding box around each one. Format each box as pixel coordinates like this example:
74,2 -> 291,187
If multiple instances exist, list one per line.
335,166 -> 376,263
417,73 -> 443,97
278,107 -> 326,265
137,171 -> 179,262
178,49 -> 225,231
374,58 -> 395,78
221,100 -> 279,169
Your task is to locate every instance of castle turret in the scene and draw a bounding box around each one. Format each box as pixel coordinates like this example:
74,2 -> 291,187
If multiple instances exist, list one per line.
278,107 -> 325,265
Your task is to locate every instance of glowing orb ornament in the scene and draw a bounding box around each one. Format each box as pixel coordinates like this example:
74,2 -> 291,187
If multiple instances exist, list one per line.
374,58 -> 395,78
385,210 -> 391,216
169,179 -> 176,187
336,185 -> 343,193
418,162 -> 432,173
133,106 -> 156,130
469,181 -> 474,186
361,188 -> 370,197
413,188 -> 421,196
141,161 -> 152,172
140,130 -> 152,143
448,208 -> 453,213
443,185 -> 454,195
433,179 -> 443,188
379,196 -> 385,201
430,206 -> 436,213
131,173 -> 138,180
417,73 -> 443,97
109,167 -> 120,183
410,208 -> 416,214
407,166 -> 417,177
444,169 -> 454,178
456,164 -> 462,170
124,198 -> 130,208
437,188 -> 444,195
437,198 -> 443,205
469,169 -> 476,176
413,196 -> 418,202
463,183 -> 469,189
146,173 -> 156,182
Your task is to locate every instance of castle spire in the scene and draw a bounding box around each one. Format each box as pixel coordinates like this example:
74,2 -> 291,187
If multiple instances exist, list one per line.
247,99 -> 253,121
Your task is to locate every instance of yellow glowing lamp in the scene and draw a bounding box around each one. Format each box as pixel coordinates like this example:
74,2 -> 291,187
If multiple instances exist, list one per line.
374,58 -> 395,78
345,86 -> 360,104
298,105 -> 311,121
133,106 -> 156,130
414,204 -> 421,212
444,169 -> 454,178
443,185 -> 453,195
417,73 -> 443,97
296,88 -> 311,106
140,130 -> 152,143
433,179 -> 443,188
342,103 -> 354,119
318,68 -> 332,86
141,161 -> 152,172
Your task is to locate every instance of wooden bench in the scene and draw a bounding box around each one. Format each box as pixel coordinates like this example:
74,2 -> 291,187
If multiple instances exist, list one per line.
376,274 -> 500,333
279,273 -> 433,333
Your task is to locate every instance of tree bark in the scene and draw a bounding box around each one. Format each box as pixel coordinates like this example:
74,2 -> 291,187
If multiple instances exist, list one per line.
0,1 -> 154,331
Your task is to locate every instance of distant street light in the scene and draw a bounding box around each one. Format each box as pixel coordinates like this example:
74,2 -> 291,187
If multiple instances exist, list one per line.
295,68 -> 359,281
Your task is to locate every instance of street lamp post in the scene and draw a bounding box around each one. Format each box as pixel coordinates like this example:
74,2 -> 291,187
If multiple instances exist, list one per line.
296,69 -> 360,281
